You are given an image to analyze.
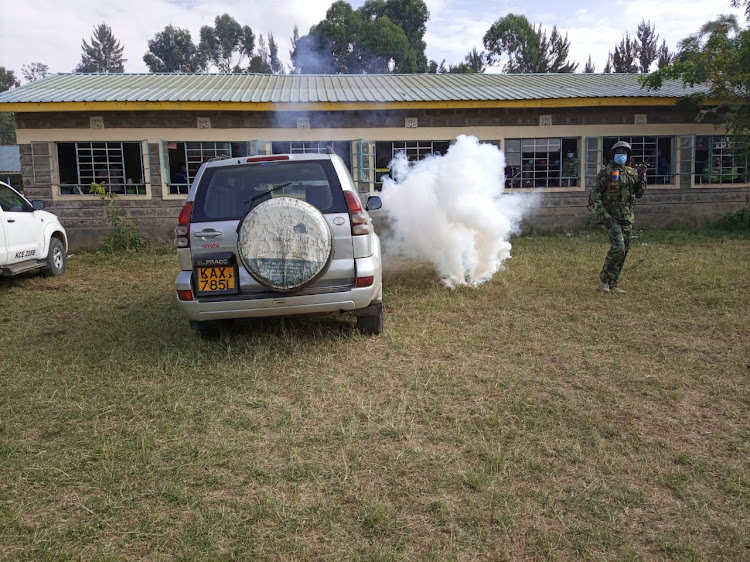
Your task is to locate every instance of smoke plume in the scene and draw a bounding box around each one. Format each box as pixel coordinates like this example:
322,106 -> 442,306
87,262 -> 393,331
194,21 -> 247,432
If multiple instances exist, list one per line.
378,135 -> 537,288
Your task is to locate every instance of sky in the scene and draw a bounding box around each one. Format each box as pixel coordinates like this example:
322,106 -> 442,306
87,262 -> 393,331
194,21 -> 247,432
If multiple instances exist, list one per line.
1,0 -> 746,81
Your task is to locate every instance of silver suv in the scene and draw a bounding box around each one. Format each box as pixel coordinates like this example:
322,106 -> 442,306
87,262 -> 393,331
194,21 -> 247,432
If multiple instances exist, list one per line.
174,152 -> 383,336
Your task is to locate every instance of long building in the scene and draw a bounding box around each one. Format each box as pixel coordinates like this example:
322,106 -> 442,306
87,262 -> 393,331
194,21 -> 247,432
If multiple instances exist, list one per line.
0,72 -> 747,247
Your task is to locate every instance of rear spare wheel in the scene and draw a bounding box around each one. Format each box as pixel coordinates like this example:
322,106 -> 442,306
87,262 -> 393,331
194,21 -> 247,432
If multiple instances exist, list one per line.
238,197 -> 333,292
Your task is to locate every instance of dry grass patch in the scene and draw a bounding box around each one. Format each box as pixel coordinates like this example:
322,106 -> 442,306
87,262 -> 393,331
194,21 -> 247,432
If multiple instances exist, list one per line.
0,230 -> 748,560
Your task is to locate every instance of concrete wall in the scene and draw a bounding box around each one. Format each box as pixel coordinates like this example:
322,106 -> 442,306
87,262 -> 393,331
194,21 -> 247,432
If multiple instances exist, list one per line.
15,106 -> 750,248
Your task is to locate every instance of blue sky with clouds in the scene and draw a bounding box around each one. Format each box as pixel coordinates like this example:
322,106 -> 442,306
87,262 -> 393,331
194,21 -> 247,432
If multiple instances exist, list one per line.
1,0 -> 746,79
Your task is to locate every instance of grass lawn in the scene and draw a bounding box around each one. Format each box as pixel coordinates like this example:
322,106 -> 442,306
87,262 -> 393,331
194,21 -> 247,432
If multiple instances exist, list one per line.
1,229 -> 748,561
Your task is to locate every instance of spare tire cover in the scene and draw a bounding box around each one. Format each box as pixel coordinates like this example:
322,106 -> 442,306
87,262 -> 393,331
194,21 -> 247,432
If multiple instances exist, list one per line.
238,197 -> 333,291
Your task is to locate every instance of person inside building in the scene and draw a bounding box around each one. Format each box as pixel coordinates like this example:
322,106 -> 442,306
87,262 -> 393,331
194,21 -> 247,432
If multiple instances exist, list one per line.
588,140 -> 647,293
563,151 -> 579,186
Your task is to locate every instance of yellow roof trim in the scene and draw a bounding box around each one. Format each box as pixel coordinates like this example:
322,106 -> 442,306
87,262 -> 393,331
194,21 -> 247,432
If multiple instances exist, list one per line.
0,97 -> 682,113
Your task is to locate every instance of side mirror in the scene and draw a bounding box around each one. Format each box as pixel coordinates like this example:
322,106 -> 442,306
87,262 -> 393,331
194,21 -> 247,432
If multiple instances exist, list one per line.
365,196 -> 382,211
31,199 -> 45,210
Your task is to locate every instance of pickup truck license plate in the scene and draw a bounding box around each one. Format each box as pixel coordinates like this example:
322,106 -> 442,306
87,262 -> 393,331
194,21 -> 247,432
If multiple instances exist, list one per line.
197,267 -> 235,293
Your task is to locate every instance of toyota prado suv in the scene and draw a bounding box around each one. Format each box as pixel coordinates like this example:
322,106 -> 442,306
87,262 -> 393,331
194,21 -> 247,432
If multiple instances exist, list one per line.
174,152 -> 383,336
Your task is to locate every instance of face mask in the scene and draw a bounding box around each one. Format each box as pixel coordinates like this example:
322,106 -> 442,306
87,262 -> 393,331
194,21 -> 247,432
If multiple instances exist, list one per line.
613,154 -> 627,165
567,153 -> 574,158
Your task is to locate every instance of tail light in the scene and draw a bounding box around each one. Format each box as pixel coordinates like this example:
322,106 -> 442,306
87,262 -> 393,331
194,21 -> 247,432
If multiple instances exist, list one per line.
174,202 -> 193,248
177,289 -> 194,301
344,191 -> 371,235
246,155 -> 289,163
356,276 -> 374,288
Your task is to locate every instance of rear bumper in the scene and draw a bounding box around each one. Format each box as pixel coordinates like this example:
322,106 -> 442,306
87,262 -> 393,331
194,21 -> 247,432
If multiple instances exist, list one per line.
175,255 -> 382,322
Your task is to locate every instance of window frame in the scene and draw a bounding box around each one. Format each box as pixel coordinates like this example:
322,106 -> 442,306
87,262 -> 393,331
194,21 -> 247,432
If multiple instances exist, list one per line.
693,135 -> 750,187
56,141 -> 147,196
504,137 -> 581,190
163,141 -> 250,196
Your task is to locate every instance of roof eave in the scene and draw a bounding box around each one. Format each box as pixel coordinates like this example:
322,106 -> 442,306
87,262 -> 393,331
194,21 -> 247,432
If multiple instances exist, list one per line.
0,97 -> 686,113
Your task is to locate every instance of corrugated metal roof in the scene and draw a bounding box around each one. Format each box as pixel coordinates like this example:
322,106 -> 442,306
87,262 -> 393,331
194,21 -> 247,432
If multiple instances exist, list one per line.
0,72 -> 706,105
0,145 -> 21,173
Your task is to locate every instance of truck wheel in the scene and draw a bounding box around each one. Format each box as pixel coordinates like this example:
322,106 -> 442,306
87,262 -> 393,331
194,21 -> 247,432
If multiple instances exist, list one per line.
42,238 -> 66,277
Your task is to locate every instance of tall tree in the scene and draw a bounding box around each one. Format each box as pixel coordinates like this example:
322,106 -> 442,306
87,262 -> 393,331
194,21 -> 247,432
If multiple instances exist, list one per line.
21,63 -> 49,83
360,0 -> 430,71
143,25 -> 204,73
0,67 -> 20,91
248,34 -> 272,73
584,55 -> 595,73
642,13 -> 750,143
657,40 -> 673,69
611,33 -> 639,72
268,33 -> 284,74
636,20 -> 659,72
293,0 -> 419,73
483,14 -> 577,73
289,25 -> 301,73
0,67 -> 19,145
199,14 -> 255,73
75,23 -> 126,73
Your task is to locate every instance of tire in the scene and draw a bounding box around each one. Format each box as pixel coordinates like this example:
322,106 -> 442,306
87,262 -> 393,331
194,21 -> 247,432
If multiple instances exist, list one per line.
42,238 -> 66,277
357,304 -> 384,335
237,197 -> 333,292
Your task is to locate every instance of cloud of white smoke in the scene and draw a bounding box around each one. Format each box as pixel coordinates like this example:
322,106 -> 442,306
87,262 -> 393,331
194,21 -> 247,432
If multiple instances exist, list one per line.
378,135 -> 538,288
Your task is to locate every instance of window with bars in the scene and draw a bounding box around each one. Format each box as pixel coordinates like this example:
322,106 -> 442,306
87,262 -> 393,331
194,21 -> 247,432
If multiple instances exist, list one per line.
504,138 -> 580,188
57,142 -> 145,195
695,136 -> 749,185
603,137 -> 673,185
164,142 -> 250,195
374,140 -> 450,187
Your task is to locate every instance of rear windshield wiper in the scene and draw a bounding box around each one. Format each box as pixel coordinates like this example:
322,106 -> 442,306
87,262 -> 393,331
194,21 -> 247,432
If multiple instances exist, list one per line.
244,181 -> 293,207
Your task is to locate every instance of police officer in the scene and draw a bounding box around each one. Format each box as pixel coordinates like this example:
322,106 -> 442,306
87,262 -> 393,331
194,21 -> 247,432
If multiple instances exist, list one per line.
588,141 -> 647,293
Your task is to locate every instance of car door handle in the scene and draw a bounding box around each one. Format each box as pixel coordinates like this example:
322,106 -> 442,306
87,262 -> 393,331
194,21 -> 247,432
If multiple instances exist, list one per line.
7,219 -> 15,223
194,230 -> 222,239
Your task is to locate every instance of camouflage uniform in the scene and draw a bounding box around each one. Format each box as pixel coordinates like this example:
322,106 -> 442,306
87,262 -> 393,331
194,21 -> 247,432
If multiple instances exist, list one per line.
588,164 -> 646,288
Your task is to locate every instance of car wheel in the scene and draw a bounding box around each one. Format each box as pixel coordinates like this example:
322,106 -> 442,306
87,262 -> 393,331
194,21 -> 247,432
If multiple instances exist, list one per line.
42,238 -> 66,277
237,197 -> 333,292
357,304 -> 384,335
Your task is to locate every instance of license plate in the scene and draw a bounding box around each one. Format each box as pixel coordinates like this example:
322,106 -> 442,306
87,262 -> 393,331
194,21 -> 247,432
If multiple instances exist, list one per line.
197,267 -> 236,293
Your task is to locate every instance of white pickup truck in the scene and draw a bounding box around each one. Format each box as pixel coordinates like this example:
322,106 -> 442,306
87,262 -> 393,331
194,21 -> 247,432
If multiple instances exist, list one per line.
0,180 -> 68,277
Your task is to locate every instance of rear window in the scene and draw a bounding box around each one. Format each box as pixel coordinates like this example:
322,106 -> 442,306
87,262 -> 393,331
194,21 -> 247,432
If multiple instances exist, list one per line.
192,160 -> 347,222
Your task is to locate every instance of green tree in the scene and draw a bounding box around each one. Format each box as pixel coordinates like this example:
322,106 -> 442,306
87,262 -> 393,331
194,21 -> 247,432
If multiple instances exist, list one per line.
143,25 -> 204,73
199,14 -> 255,73
584,55 -> 595,73
0,67 -> 20,145
426,59 -> 446,73
248,34 -> 272,73
0,67 -> 20,91
657,40 -> 673,69
483,14 -> 577,73
642,12 -> 750,142
21,62 -> 49,83
636,20 -> 659,72
268,33 -> 284,74
289,25 -> 301,73
360,0 -> 430,71
75,23 -> 126,73
293,0 -> 419,73
448,48 -> 485,73
610,33 -> 639,72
